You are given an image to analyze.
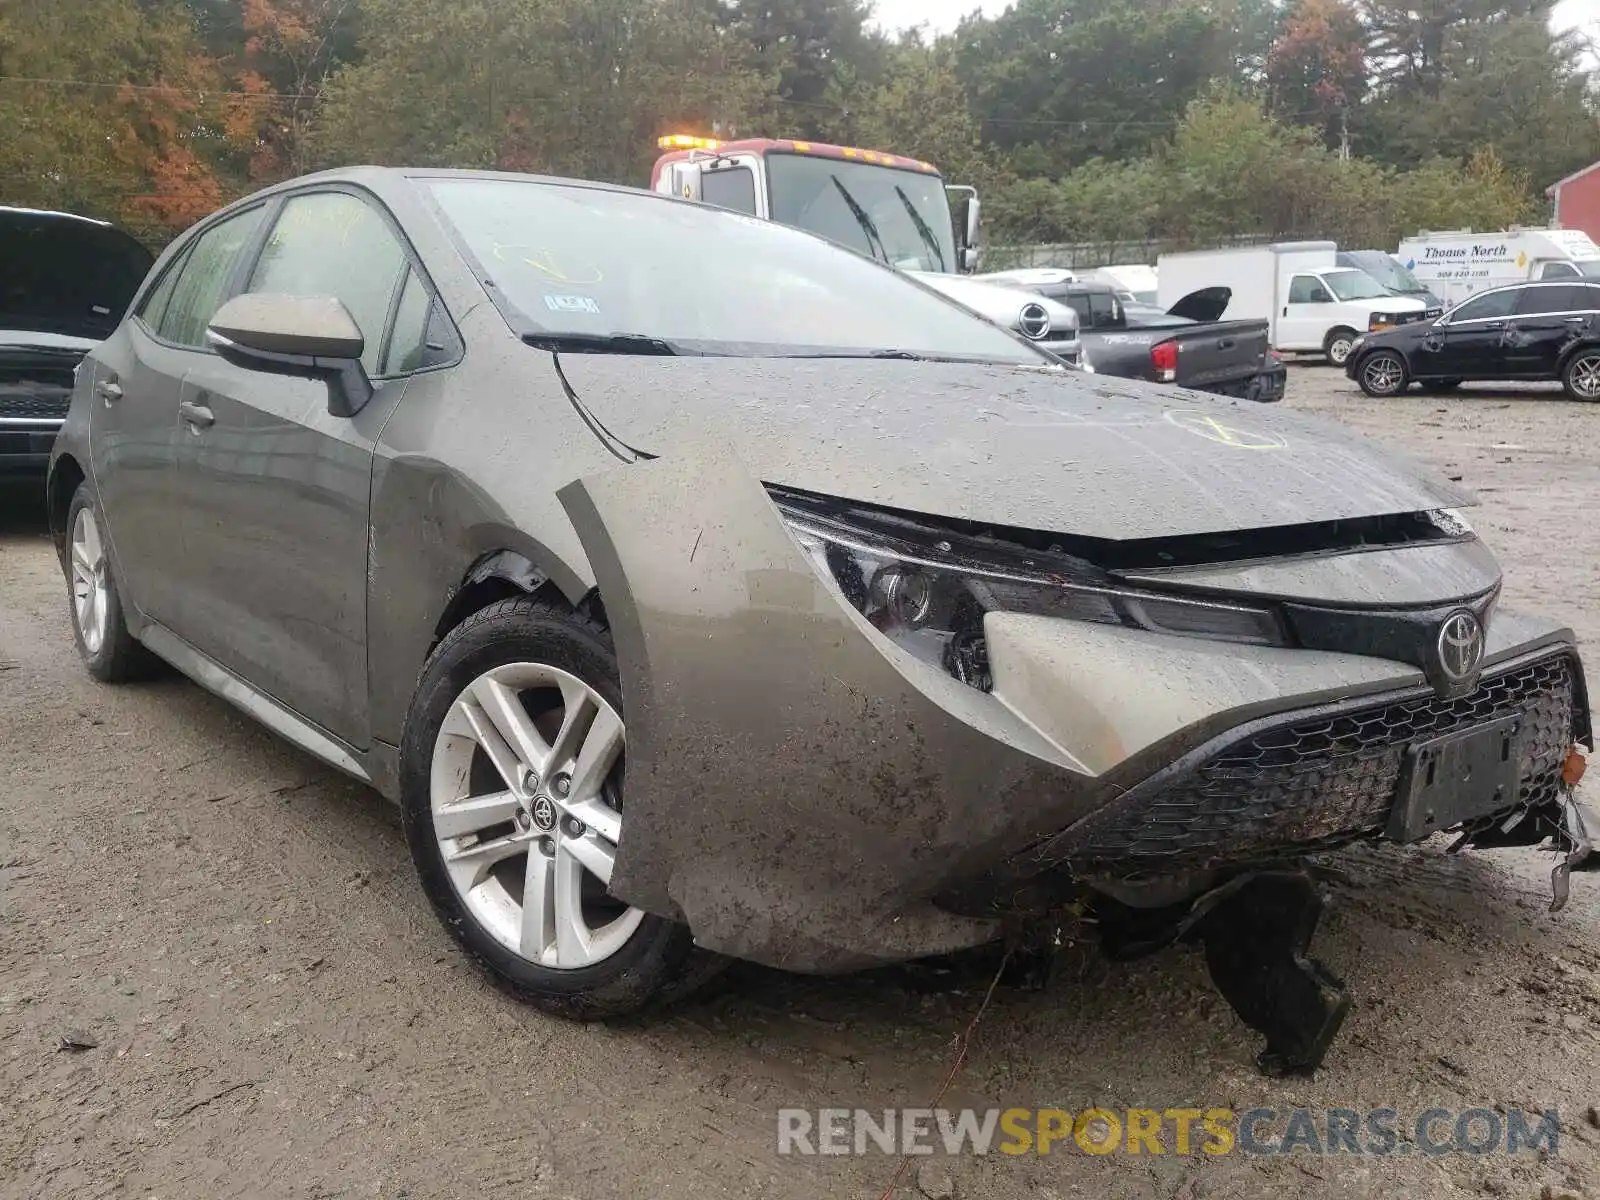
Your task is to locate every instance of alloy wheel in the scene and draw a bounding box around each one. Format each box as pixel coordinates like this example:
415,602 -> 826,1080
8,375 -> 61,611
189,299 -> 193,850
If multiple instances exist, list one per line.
1570,354 -> 1600,400
70,506 -> 110,655
428,662 -> 643,969
1362,354 -> 1405,396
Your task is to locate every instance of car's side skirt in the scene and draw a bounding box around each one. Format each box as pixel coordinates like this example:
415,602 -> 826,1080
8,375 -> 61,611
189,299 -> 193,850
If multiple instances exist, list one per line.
137,621 -> 373,785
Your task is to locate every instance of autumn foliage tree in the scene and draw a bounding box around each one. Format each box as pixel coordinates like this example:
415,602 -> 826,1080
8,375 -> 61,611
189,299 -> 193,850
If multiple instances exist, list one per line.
1266,0 -> 1367,150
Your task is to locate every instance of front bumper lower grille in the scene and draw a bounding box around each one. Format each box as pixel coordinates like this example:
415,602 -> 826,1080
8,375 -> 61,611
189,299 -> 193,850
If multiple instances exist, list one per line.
0,389 -> 71,420
1062,651 -> 1580,874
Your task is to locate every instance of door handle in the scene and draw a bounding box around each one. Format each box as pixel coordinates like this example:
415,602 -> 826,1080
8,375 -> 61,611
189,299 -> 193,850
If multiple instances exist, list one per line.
95,379 -> 123,404
179,400 -> 214,430
1565,316 -> 1587,326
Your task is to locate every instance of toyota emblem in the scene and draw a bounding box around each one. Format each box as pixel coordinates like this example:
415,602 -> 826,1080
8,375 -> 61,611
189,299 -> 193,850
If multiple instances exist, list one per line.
1436,611 -> 1485,684
1018,303 -> 1051,341
530,796 -> 558,832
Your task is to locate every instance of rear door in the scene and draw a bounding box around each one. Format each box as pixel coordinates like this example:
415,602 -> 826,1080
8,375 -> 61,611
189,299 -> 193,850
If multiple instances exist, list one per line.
1505,284 -> 1597,377
173,188 -> 435,746
88,206 -> 267,626
1411,288 -> 1519,379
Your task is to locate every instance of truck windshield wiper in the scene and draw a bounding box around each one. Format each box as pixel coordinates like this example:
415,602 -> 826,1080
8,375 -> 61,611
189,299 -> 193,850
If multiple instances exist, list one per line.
523,332 -> 683,356
893,185 -> 946,273
830,176 -> 889,265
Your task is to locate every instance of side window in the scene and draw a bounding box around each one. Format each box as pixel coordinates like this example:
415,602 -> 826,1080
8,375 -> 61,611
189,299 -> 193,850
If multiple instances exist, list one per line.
1288,275 -> 1329,304
159,207 -> 267,347
1451,290 -> 1518,322
246,192 -> 409,376
135,248 -> 188,330
382,269 -> 433,376
1515,285 -> 1585,316
700,166 -> 758,215
1540,261 -> 1579,280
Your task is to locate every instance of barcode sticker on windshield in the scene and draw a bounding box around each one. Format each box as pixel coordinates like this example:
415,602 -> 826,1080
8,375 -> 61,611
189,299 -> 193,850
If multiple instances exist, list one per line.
544,294 -> 601,315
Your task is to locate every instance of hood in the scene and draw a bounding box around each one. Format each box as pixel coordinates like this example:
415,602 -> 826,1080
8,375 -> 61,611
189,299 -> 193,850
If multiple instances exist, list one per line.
908,271 -> 1079,339
1167,287 -> 1231,323
556,355 -> 1469,542
0,208 -> 154,343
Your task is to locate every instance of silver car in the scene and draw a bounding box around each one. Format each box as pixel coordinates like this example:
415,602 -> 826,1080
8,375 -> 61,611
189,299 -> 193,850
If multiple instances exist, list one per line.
47,169 -> 1590,1071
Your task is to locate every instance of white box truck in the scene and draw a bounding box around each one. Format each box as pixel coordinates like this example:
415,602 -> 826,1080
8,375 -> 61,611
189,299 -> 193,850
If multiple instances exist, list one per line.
1157,241 -> 1436,366
1398,227 -> 1600,308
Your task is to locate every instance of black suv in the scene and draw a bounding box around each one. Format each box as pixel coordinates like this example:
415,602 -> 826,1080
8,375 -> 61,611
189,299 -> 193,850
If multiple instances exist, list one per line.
1346,280 -> 1600,400
0,208 -> 153,476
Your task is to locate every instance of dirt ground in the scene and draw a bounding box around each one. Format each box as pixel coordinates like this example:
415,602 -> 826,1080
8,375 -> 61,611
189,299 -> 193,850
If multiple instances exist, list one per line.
4,366 -> 1600,1200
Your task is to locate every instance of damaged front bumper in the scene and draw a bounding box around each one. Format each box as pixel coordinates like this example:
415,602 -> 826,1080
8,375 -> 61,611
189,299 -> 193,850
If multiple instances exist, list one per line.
558,453 -> 1592,975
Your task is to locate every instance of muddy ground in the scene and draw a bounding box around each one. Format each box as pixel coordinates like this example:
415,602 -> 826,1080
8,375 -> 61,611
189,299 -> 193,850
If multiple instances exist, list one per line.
3,366 -> 1600,1200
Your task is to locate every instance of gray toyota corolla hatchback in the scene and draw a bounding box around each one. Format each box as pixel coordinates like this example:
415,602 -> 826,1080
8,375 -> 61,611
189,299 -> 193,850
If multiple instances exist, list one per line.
49,168 -> 1591,1071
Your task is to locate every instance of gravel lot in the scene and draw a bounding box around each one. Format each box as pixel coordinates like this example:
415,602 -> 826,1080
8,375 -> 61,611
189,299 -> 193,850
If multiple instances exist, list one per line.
3,365 -> 1600,1200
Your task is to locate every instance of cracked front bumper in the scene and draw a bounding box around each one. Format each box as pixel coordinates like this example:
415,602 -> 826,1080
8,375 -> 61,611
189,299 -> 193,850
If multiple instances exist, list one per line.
559,454 -> 1590,972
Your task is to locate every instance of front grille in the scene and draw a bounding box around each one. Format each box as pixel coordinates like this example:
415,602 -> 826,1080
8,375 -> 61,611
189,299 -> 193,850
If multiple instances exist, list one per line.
0,389 -> 70,419
1062,652 -> 1578,873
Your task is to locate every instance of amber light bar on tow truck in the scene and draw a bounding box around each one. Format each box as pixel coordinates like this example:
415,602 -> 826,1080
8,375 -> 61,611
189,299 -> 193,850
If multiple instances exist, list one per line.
655,133 -> 940,175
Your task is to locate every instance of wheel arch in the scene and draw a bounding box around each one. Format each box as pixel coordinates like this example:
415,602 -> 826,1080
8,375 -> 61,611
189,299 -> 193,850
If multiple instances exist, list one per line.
1557,338 -> 1600,373
429,547 -> 600,652
46,453 -> 86,554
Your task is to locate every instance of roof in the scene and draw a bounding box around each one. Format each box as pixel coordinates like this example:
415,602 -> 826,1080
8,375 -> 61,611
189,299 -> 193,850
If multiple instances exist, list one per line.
1547,159 -> 1600,196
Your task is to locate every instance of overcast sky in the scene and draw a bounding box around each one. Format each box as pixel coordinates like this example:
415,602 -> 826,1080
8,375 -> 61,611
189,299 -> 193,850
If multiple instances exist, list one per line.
869,0 -> 1598,46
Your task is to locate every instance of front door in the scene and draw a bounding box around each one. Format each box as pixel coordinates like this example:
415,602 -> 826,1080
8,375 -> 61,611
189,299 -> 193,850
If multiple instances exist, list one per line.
88,205 -> 268,626
1411,287 -> 1519,380
1504,283 -> 1600,377
1277,273 -> 1338,350
173,189 -> 420,747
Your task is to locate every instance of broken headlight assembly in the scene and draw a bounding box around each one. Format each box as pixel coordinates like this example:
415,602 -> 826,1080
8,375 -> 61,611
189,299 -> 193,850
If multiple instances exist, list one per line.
772,493 -> 1288,693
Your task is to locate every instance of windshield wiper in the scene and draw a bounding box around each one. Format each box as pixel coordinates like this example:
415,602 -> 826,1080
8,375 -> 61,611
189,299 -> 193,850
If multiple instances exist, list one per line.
523,332 -> 682,356
893,185 -> 946,273
830,175 -> 889,265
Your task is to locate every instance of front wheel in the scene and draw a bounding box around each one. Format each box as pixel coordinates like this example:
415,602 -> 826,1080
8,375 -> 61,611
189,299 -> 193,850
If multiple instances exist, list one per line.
1325,327 -> 1359,367
399,596 -> 708,1019
1563,349 -> 1600,401
1356,351 -> 1409,398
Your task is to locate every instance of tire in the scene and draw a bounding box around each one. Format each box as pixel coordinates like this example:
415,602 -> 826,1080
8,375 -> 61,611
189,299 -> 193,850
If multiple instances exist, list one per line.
399,595 -> 715,1020
1356,350 -> 1408,398
1562,349 -> 1600,401
62,483 -> 158,682
1324,327 -> 1360,367
1419,379 -> 1463,394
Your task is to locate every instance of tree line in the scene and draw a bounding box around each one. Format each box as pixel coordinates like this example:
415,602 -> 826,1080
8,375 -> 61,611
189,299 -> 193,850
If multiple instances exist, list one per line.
3,0 -> 1596,252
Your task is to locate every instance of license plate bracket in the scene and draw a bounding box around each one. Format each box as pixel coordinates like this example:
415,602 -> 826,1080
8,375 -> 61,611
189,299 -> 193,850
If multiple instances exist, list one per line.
1387,713 -> 1526,843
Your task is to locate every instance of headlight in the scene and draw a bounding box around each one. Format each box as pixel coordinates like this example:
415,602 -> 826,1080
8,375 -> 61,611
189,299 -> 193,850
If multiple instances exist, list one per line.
772,495 -> 1288,692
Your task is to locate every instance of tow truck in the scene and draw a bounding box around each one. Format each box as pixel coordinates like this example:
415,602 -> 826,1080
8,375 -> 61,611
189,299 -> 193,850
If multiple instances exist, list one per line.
650,134 -> 982,276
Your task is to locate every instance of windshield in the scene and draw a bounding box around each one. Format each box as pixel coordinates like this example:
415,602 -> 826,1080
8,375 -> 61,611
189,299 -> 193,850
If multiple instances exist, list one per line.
426,178 -> 1046,363
1350,253 -> 1427,295
1324,269 -> 1392,302
764,153 -> 957,274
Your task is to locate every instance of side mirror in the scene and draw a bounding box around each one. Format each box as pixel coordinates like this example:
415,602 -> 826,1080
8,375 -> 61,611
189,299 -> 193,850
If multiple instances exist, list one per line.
206,293 -> 373,417
964,196 -> 982,251
960,246 -> 980,272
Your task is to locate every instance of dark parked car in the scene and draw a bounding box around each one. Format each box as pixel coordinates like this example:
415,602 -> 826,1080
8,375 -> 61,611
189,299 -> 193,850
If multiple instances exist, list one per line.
0,208 -> 152,475
1347,280 -> 1600,399
49,169 -> 1591,1071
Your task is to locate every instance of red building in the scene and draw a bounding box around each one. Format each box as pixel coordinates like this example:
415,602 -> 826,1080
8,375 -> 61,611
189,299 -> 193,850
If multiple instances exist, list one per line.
1547,160 -> 1600,242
